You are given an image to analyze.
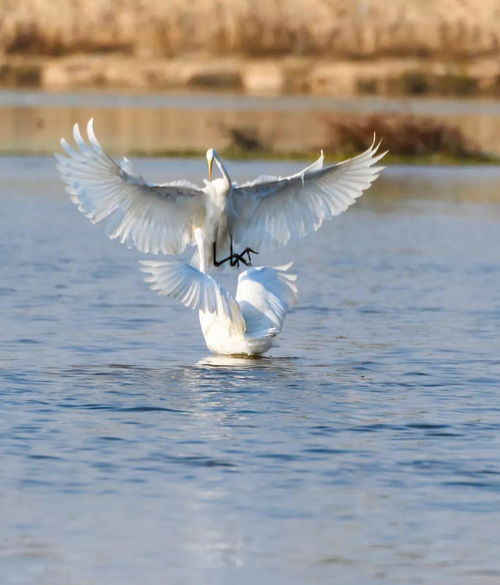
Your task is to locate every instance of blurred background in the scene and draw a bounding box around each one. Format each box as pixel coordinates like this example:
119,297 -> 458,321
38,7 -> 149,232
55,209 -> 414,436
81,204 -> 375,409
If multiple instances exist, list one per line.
2,4 -> 500,585
0,0 -> 499,160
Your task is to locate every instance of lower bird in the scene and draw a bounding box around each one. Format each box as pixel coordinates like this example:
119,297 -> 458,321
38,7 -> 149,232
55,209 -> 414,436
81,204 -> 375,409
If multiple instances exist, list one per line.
56,119 -> 386,273
139,260 -> 298,356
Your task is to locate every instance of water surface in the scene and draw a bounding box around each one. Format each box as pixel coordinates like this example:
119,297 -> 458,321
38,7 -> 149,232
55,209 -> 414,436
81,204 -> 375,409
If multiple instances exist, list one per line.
1,89 -> 500,155
1,157 -> 500,584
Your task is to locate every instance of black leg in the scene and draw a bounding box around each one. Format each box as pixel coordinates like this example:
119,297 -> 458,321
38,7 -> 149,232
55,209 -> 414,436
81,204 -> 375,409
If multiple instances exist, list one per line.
213,241 -> 231,267
213,240 -> 244,268
234,254 -> 250,267
243,248 -> 259,264
229,239 -> 240,268
232,247 -> 259,266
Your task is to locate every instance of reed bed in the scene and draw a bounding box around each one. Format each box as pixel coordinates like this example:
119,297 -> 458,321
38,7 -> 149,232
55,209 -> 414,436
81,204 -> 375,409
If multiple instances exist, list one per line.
223,113 -> 492,161
0,0 -> 499,59
321,114 -> 483,158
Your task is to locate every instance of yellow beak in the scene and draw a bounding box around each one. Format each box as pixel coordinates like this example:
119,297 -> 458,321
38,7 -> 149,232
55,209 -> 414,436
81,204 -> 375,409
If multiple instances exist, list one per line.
208,158 -> 213,181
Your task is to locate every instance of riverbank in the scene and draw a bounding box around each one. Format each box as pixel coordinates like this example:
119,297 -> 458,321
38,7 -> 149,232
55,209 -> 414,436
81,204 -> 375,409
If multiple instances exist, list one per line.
1,54 -> 499,97
1,89 -> 499,161
1,0 -> 499,96
1,146 -> 496,165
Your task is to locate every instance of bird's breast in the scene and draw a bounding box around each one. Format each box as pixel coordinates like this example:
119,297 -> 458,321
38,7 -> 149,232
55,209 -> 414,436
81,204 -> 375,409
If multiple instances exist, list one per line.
206,184 -> 232,224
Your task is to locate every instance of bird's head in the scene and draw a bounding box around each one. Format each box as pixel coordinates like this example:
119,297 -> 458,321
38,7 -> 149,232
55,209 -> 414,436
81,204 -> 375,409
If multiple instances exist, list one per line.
206,148 -> 216,181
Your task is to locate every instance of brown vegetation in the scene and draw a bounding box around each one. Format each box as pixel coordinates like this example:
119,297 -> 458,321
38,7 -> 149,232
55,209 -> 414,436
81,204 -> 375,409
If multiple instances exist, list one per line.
224,114 -> 492,161
322,114 -> 490,159
0,0 -> 499,60
1,1 -> 499,96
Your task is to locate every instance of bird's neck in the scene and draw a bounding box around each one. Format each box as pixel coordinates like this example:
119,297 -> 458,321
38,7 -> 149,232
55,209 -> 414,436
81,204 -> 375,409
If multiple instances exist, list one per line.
214,156 -> 231,192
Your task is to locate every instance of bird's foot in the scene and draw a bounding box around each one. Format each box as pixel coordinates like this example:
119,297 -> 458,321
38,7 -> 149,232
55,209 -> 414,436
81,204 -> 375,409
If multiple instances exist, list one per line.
214,253 -> 247,268
229,253 -> 249,268
213,243 -> 259,269
228,248 -> 258,269
241,247 -> 259,265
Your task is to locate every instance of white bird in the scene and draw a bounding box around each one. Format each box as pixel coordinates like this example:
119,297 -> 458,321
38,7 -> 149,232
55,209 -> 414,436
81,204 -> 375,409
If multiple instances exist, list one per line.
139,260 -> 298,356
56,119 -> 386,272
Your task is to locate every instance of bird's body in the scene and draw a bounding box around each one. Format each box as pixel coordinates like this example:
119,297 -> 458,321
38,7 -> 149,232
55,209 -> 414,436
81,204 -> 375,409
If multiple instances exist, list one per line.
139,260 -> 298,356
200,175 -> 233,271
56,119 -> 386,273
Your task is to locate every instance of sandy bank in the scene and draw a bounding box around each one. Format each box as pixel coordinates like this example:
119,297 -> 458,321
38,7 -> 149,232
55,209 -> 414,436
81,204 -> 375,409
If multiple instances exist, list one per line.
1,55 -> 499,97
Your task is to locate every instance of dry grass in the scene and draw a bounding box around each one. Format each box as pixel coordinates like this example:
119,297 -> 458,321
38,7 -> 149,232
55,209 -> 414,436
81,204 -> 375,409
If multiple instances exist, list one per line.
0,0 -> 499,59
224,126 -> 266,151
222,113 -> 493,161
322,113 -> 488,159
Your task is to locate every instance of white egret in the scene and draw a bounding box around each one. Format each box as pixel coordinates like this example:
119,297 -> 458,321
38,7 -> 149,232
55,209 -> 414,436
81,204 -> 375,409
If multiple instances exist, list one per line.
56,119 -> 386,272
139,260 -> 298,356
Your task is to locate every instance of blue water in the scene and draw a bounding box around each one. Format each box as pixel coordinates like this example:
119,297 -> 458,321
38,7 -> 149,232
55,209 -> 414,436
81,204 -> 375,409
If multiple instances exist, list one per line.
1,157 -> 500,585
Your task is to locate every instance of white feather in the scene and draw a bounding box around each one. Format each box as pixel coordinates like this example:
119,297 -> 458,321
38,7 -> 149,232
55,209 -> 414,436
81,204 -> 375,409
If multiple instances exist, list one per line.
138,260 -> 238,320
56,120 -> 386,271
139,260 -> 297,356
231,139 -> 386,251
236,264 -> 298,339
55,119 -> 205,256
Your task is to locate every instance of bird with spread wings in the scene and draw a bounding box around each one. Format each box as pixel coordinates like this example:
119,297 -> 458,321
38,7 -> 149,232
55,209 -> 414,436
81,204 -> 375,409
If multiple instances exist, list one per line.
56,119 -> 386,273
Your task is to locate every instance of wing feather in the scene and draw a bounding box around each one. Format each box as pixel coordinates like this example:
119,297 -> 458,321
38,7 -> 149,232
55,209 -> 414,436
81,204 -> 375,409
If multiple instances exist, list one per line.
139,260 -> 244,330
236,264 -> 298,338
55,119 -> 205,255
232,140 -> 386,251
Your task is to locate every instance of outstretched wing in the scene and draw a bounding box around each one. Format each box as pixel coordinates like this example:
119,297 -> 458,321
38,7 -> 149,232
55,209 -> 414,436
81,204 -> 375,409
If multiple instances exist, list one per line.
55,119 -> 205,255
231,140 -> 386,252
236,263 -> 298,338
139,260 -> 243,330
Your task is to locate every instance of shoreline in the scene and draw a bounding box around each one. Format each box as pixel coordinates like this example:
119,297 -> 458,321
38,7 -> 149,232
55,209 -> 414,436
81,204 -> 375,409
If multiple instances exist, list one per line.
1,147 -> 497,165
1,55 -> 499,98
